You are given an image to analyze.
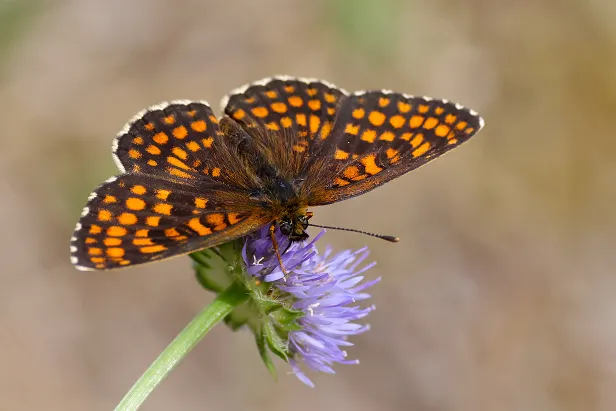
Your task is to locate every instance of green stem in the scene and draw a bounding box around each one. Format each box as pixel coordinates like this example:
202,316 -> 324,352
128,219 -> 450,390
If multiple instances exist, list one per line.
114,281 -> 249,411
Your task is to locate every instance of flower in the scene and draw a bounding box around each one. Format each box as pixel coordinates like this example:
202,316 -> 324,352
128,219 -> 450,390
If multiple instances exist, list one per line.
243,226 -> 381,387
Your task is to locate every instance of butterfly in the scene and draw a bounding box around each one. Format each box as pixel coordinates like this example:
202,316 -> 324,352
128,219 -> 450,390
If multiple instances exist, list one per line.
70,76 -> 484,271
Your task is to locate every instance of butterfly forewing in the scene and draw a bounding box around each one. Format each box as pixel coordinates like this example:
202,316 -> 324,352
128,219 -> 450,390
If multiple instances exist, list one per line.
305,91 -> 484,205
113,101 -> 227,182
70,173 -> 269,270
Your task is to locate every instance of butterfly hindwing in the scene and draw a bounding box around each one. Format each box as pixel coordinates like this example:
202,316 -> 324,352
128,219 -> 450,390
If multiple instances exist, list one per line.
305,91 -> 485,205
113,100 -> 228,183
70,173 -> 269,270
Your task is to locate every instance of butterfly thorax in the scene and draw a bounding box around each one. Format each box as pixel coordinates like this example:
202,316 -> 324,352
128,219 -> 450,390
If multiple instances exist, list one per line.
250,163 -> 311,242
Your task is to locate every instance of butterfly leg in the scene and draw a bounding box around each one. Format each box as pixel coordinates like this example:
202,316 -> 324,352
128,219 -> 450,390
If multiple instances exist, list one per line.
269,222 -> 289,276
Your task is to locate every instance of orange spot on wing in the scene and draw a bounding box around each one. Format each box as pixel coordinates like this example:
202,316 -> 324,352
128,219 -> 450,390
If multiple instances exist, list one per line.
132,137 -> 144,145
107,226 -> 127,237
398,101 -> 411,113
280,117 -> 292,128
128,149 -> 141,159
345,124 -> 359,135
334,177 -> 350,186
335,149 -> 349,160
284,85 -> 295,93
188,218 -> 212,236
212,168 -> 221,177
168,168 -> 193,179
288,96 -> 303,107
412,142 -> 431,157
434,106 -> 445,115
88,248 -> 102,255
306,88 -> 318,96
308,99 -> 321,111
135,229 -> 148,237
296,113 -> 307,126
327,107 -> 336,115
251,107 -> 268,118
343,165 -> 360,179
134,238 -> 154,246
320,121 -> 332,139
106,248 -> 125,258
164,228 -> 180,238
465,127 -> 475,134
126,197 -> 146,211
271,102 -> 287,113
379,131 -> 395,141
448,138 -> 459,145
144,122 -> 155,131
163,115 -> 175,125
455,121 -> 468,130
104,237 -> 122,246
423,117 -> 439,129
360,154 -> 383,175
361,129 -> 377,143
410,133 -> 424,148
418,104 -> 429,113
201,137 -> 214,148
352,108 -> 365,119
445,114 -> 457,124
435,124 -> 450,137
265,90 -> 278,99
400,132 -> 412,141
233,109 -> 246,120
195,197 -> 208,208
206,213 -> 224,226
309,115 -> 320,133
173,126 -> 188,139
140,245 -> 167,254
172,147 -> 188,160
103,195 -> 117,204
379,97 -> 390,107
228,212 -> 241,225
409,115 -> 424,129
156,190 -> 170,200
325,93 -> 336,103
118,212 -> 137,225
90,257 -> 104,263
389,115 -> 405,128
89,225 -> 102,234
167,156 -> 190,170
266,122 -> 280,131
153,132 -> 168,144
98,210 -> 112,221
146,145 -> 161,155
191,120 -> 207,132
368,111 -> 386,127
146,216 -> 161,226
154,203 -> 173,215
85,237 -> 97,244
147,159 -> 157,166
186,141 -> 200,152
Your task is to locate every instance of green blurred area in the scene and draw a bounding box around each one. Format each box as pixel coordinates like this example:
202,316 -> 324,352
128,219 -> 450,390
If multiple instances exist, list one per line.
0,1 -> 614,410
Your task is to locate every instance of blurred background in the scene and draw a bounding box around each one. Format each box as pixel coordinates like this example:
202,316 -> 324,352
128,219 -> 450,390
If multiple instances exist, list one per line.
1,0 -> 614,410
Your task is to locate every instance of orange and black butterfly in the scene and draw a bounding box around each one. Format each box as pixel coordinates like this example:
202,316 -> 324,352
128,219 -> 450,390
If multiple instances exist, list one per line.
70,76 -> 484,270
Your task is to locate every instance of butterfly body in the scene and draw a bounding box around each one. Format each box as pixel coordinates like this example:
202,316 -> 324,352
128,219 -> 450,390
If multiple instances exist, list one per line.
70,76 -> 484,270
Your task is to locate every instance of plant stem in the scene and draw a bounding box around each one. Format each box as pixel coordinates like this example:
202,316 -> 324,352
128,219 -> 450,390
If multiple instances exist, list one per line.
114,281 -> 249,411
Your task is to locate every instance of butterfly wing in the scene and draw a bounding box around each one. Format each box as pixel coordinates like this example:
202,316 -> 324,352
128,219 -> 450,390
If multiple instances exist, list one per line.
302,91 -> 485,205
221,76 -> 347,178
70,173 -> 270,270
71,101 -> 272,270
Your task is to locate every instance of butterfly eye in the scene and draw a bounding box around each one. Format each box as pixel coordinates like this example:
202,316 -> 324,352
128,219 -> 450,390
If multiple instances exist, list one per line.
279,220 -> 292,235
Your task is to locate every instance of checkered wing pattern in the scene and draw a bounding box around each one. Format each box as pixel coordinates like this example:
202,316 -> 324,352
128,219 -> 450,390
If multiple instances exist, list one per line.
221,76 -> 347,175
70,174 -> 269,270
113,100 -> 231,183
304,91 -> 485,205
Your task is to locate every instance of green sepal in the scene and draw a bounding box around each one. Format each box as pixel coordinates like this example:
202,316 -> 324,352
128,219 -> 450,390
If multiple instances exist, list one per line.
255,326 -> 278,380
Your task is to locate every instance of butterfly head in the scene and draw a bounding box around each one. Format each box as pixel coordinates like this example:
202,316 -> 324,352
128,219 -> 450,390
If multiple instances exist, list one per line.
279,210 -> 313,242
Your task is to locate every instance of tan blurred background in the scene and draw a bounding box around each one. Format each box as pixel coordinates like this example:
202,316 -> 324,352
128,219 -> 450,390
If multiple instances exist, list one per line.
1,0 -> 614,410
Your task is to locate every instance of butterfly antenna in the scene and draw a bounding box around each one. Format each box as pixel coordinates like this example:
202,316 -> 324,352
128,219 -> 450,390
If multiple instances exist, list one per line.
308,223 -> 400,243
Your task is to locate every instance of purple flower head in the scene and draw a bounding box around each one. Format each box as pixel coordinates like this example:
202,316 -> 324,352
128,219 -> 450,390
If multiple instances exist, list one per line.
243,225 -> 381,387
